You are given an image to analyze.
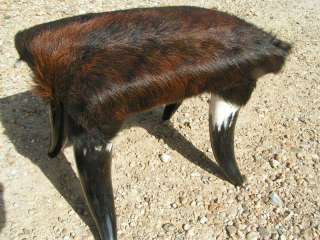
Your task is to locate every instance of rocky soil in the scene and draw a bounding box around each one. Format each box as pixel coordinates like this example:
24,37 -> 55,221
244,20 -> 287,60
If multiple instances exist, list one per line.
0,0 -> 319,240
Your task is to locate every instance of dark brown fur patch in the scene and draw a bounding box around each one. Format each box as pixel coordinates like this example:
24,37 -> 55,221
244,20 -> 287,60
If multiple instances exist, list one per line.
14,6 -> 291,128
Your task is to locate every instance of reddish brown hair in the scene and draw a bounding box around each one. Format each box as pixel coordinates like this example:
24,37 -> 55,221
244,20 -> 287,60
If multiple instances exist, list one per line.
15,6 -> 291,128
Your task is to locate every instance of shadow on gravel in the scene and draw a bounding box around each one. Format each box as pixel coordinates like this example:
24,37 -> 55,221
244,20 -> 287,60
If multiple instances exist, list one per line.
125,110 -> 228,181
0,92 -> 99,239
0,91 -> 228,238
0,183 -> 5,234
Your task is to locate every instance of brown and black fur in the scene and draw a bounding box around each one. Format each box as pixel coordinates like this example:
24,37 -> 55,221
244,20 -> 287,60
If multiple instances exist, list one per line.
14,6 -> 291,240
15,6 -> 290,128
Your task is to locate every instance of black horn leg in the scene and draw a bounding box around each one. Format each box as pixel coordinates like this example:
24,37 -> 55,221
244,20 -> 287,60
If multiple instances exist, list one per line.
68,117 -> 119,240
162,102 -> 182,121
209,94 -> 244,186
48,101 -> 65,158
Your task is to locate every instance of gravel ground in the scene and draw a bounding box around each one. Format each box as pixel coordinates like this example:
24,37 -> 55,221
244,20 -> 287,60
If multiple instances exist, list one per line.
0,0 -> 319,240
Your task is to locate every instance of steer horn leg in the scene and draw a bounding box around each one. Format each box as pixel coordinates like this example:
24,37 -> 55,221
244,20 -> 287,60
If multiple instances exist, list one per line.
48,101 -> 65,158
209,94 -> 244,186
162,102 -> 182,121
68,117 -> 118,240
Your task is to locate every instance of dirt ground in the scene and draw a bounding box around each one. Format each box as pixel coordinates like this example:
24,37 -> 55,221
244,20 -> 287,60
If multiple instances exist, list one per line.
0,0 -> 319,240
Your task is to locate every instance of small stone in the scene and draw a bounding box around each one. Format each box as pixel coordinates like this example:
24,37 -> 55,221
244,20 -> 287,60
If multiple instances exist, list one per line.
226,225 -> 237,236
311,154 -> 319,161
183,120 -> 191,128
246,231 -> 260,240
175,233 -> 185,240
199,216 -> 208,224
22,228 -> 30,234
279,234 -> 286,240
270,159 -> 280,168
160,153 -> 172,163
296,152 -> 304,160
201,176 -> 211,184
236,194 -> 244,202
257,226 -> 269,238
186,229 -> 195,237
179,196 -> 188,205
171,203 -> 178,209
191,171 -> 201,177
270,192 -> 284,207
301,228 -> 313,240
271,232 -> 279,240
196,200 -> 204,207
128,221 -> 136,227
238,224 -> 246,231
183,223 -> 192,231
162,223 -> 175,232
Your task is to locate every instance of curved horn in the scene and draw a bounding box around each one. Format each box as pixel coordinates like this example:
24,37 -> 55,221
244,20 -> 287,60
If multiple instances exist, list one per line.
68,117 -> 118,240
48,101 -> 65,158
209,94 -> 244,186
162,102 -> 182,121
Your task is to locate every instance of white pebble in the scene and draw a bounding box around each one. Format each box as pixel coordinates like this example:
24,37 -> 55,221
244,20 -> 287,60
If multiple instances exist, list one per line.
191,171 -> 201,177
186,229 -> 195,236
162,223 -> 175,232
160,153 -> 171,163
183,223 -> 191,231
246,231 -> 260,240
171,203 -> 178,209
270,159 -> 280,168
271,192 -> 284,207
311,154 -> 319,161
199,216 -> 208,224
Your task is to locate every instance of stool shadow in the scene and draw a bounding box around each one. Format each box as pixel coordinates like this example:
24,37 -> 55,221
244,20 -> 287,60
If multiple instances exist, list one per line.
0,91 -> 99,239
0,91 -> 228,238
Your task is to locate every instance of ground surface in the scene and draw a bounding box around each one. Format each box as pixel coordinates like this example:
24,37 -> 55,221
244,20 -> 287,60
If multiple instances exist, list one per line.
0,0 -> 319,240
